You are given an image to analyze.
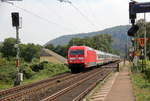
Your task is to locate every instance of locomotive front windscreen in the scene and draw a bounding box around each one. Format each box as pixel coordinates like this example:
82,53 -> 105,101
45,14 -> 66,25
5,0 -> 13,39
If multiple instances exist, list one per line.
70,50 -> 84,55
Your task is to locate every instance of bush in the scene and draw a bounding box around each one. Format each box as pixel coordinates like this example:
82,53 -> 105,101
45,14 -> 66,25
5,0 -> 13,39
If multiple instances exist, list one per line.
20,64 -> 35,79
41,63 -> 69,75
0,73 -> 13,83
0,58 -> 6,66
31,61 -> 48,72
0,65 -> 16,83
0,58 -> 69,88
31,58 -> 40,63
145,68 -> 150,81
132,73 -> 150,101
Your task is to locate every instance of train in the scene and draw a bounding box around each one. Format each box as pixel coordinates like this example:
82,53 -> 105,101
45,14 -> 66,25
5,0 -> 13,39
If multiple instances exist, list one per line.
67,46 -> 120,73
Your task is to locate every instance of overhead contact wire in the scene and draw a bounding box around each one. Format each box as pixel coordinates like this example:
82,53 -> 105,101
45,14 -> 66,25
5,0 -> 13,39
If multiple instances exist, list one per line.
70,3 -> 98,29
3,1 -> 75,33
37,0 -> 81,32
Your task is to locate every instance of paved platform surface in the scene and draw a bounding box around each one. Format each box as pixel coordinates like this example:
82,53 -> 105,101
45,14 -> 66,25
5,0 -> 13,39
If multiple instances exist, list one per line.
105,63 -> 135,101
90,62 -> 135,101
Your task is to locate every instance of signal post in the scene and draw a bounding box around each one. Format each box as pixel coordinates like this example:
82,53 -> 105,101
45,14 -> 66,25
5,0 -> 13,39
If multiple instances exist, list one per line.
128,1 -> 150,71
11,12 -> 22,86
1,0 -> 23,86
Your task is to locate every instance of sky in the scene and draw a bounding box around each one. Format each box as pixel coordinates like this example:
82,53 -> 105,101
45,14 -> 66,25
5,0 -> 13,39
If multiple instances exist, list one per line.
0,0 -> 150,45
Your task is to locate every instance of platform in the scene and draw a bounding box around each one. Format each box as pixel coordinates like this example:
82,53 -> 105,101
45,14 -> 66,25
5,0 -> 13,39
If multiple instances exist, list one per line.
89,62 -> 135,101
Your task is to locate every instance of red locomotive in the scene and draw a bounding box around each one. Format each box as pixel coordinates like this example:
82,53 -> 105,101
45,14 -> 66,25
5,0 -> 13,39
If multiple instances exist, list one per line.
67,46 -> 120,73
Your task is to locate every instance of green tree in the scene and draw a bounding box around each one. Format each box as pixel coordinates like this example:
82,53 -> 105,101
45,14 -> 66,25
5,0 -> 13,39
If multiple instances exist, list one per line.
20,43 -> 42,62
45,44 -> 69,57
68,38 -> 85,46
1,38 -> 17,58
92,34 -> 113,52
45,44 -> 55,51
46,34 -> 117,57
54,45 -> 69,57
68,34 -> 113,53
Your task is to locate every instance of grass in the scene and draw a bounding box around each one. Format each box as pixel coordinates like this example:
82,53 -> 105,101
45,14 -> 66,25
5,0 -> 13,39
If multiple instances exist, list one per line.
0,63 -> 16,90
0,82 -> 13,90
131,73 -> 150,101
0,59 -> 69,90
22,65 -> 69,85
131,60 -> 150,101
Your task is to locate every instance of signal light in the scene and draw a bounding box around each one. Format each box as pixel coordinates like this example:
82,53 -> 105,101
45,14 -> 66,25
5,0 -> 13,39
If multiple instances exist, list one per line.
128,25 -> 139,36
129,2 -> 137,25
129,13 -> 136,20
129,2 -> 137,19
11,12 -> 19,27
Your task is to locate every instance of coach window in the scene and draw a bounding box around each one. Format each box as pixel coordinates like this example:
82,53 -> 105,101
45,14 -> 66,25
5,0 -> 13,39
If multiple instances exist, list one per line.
98,55 -> 101,59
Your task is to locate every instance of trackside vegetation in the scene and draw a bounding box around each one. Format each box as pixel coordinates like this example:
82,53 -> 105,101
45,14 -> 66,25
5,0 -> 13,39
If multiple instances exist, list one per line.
131,61 -> 150,101
0,60 -> 69,89
0,37 -> 69,90
22,61 -> 69,84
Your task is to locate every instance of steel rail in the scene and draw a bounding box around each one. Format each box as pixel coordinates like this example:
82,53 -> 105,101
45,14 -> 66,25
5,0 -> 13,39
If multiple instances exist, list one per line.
0,73 -> 70,98
0,67 -> 102,101
42,68 -> 108,101
72,69 -> 112,101
0,73 -> 76,101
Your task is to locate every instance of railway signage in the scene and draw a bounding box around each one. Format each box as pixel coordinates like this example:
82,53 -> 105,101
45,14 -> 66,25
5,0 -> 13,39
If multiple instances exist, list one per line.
129,1 -> 150,25
139,38 -> 145,47
130,2 -> 150,14
136,38 -> 148,47
141,49 -> 144,56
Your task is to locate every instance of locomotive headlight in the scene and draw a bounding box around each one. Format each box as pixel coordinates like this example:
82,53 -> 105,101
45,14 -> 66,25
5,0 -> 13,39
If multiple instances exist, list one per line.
70,57 -> 75,60
78,57 -> 84,60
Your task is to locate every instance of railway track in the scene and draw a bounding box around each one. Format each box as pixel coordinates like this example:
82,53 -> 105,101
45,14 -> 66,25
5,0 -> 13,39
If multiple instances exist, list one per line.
0,72 -> 71,97
24,66 -> 107,101
0,61 -> 120,101
0,67 -> 102,101
42,68 -> 112,101
0,72 -> 75,101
